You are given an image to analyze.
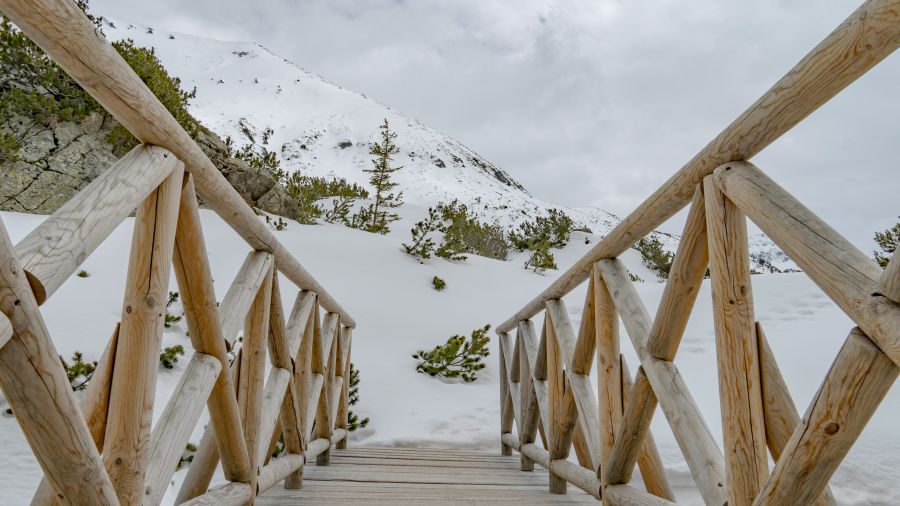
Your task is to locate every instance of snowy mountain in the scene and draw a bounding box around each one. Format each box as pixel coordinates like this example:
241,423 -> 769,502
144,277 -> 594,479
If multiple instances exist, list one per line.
103,21 -> 796,267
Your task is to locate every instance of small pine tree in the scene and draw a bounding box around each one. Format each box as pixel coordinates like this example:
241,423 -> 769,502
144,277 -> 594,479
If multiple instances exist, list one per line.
509,210 -> 572,273
432,276 -> 446,291
356,119 -> 403,234
159,345 -> 185,369
874,218 -> 899,268
634,235 -> 674,280
403,206 -> 442,260
322,196 -> 354,224
523,242 -> 557,273
164,291 -> 182,328
412,325 -> 491,382
59,352 -> 97,391
348,363 -> 370,431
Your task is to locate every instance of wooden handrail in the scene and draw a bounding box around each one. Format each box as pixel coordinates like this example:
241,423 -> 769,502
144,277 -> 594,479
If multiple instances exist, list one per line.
0,0 -> 355,328
497,0 -> 900,334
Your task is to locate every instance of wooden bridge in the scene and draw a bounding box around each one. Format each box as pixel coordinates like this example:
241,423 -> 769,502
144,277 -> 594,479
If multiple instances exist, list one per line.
0,0 -> 898,505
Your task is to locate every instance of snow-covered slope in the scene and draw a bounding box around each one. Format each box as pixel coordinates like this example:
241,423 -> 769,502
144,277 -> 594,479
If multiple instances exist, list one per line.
0,207 -> 896,505
104,21 -> 619,234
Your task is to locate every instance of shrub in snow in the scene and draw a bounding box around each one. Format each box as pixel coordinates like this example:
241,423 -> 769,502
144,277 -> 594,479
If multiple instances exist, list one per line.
282,172 -> 368,225
164,291 -> 182,328
177,442 -> 197,470
159,344 -> 185,369
59,351 -> 97,391
412,324 -> 491,382
403,200 -> 510,262
874,217 -> 899,268
348,363 -> 369,431
432,276 -> 446,291
351,119 -> 403,234
77,270 -> 89,278
634,235 -> 674,280
509,209 -> 573,273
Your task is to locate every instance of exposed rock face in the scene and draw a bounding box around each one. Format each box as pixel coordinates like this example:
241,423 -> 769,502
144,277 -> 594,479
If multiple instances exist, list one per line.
0,112 -> 117,213
0,114 -> 299,220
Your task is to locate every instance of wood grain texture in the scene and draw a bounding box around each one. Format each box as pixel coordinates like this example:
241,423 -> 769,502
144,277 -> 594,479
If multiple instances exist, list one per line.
144,353 -> 221,506
604,484 -> 676,506
496,0 -> 900,334
880,251 -> 900,302
0,0 -> 355,326
593,268 -> 622,475
713,161 -> 900,366
704,176 -> 767,506
756,322 -> 836,506
621,360 -> 673,502
172,175 -> 251,484
103,165 -> 183,504
0,220 -> 118,504
597,258 -> 727,506
754,328 -> 898,506
14,145 -> 176,307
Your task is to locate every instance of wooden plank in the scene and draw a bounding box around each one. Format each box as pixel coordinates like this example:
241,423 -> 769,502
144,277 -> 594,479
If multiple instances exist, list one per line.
704,176 -> 767,506
712,161 -> 900,366
495,0 -> 900,334
757,322 -> 837,506
13,145 -> 176,307
181,482 -> 253,506
500,332 -> 515,455
0,223 -> 118,504
596,258 -> 728,505
144,353 -> 221,506
545,308 -> 572,494
0,0 -> 355,327
754,328 -> 898,505
103,165 -> 183,504
172,174 -> 252,484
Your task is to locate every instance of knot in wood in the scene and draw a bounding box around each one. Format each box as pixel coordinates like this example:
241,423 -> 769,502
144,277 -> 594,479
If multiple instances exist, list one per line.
823,422 -> 840,435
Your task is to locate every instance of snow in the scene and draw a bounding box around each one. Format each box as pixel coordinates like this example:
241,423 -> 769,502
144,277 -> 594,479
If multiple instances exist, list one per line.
0,207 -> 897,505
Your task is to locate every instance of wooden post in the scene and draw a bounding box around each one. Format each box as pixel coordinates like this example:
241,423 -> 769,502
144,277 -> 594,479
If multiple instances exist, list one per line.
0,222 -> 118,504
880,252 -> 900,302
755,328 -> 897,505
621,361 -> 674,501
594,267 -> 622,477
314,313 -> 339,465
103,164 -> 184,504
518,320 -> 544,471
238,262 -> 274,504
545,308 -> 569,494
335,327 -> 352,450
500,331 -> 514,456
704,175 -> 767,506
173,175 -> 252,484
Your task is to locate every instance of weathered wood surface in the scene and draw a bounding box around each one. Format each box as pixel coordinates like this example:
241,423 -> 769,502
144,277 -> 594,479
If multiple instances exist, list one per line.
257,446 -> 598,505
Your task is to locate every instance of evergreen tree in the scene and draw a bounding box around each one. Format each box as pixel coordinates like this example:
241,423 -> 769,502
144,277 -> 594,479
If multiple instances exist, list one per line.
348,363 -> 370,431
634,235 -> 674,280
508,210 -> 573,273
412,325 -> 491,382
357,119 -> 403,234
874,218 -> 899,268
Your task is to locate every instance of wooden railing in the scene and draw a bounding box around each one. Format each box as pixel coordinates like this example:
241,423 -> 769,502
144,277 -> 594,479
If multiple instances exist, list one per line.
0,1 -> 356,505
497,1 -> 900,505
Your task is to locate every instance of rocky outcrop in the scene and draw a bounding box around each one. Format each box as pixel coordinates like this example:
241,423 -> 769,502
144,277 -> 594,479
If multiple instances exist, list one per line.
0,114 -> 300,220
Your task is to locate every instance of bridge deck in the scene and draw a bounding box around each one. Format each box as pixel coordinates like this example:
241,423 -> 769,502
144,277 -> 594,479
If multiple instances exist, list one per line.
256,446 -> 598,505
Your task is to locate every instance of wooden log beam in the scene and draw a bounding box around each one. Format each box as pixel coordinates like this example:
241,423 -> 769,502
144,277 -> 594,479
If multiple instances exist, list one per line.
0,223 -> 118,504
238,263 -> 273,504
144,353 -> 221,505
545,307 -> 575,494
712,161 -> 900,366
499,332 -> 515,456
597,258 -> 728,505
314,313 -> 339,465
495,0 -> 900,334
594,269 -> 623,476
704,176 -> 768,505
334,328 -> 352,450
757,322 -> 836,506
179,482 -> 253,506
754,328 -> 898,505
14,145 -> 176,307
881,251 -> 900,302
621,360 -> 673,501
0,0 -> 355,327
605,484 -> 677,506
220,252 -> 276,347
256,454 -> 304,496
172,175 -> 252,484
103,165 -> 183,504
501,433 -> 601,499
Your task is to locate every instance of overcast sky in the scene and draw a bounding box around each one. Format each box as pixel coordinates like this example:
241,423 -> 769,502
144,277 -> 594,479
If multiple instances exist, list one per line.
92,0 -> 898,250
